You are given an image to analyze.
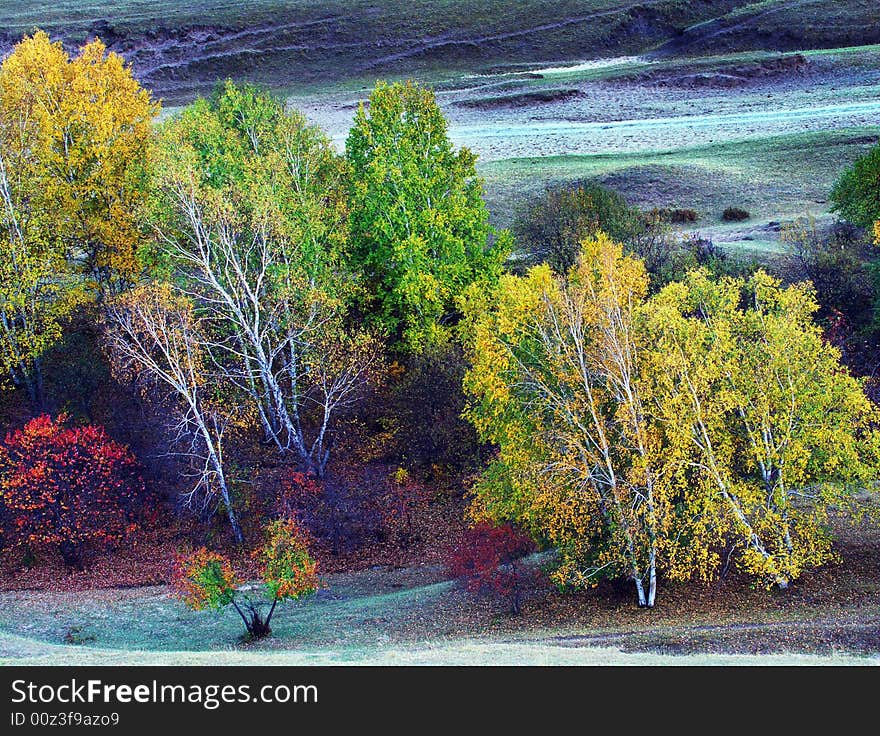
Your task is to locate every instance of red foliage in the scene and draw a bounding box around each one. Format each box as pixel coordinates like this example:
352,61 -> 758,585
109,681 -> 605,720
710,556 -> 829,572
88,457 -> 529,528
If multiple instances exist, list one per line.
0,414 -> 145,569
444,522 -> 535,614
275,470 -> 323,521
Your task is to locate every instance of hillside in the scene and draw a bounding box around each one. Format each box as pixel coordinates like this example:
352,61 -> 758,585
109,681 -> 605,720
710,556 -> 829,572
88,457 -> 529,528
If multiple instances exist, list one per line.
2,1 -> 877,102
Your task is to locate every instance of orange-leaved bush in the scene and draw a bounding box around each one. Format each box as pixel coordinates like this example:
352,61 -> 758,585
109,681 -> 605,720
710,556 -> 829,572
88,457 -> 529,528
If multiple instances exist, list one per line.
0,414 -> 145,568
172,520 -> 320,639
260,518 -> 321,604
171,548 -> 239,611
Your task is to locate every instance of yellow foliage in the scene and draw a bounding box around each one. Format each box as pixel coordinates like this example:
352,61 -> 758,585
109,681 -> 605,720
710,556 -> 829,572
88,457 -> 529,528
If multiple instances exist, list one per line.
0,30 -> 159,287
463,234 -> 880,604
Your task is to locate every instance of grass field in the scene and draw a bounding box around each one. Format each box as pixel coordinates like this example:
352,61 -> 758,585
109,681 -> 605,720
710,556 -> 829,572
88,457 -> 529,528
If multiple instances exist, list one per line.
0,1 -> 745,100
1,1 -> 879,666
480,127 -> 880,255
2,506 -> 878,665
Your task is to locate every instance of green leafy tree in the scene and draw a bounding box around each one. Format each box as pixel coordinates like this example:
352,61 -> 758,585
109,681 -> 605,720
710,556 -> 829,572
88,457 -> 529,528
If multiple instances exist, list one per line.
137,81 -> 378,477
346,80 -> 507,354
830,143 -> 880,230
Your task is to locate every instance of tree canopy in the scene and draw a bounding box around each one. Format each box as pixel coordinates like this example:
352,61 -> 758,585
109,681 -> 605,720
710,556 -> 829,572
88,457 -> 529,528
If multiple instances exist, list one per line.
463,234 -> 879,606
346,80 -> 507,354
830,142 -> 880,230
0,31 -> 157,406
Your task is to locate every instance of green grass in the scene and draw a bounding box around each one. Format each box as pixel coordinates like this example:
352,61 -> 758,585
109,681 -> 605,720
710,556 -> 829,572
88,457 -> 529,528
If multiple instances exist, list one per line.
481,127 -> 880,254
0,1 -> 750,40
2,630 -> 874,665
0,576 -> 457,653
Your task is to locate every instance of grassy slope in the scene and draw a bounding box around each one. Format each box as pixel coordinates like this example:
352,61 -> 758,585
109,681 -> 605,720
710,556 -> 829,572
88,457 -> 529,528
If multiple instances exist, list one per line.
654,0 -> 880,57
3,2 -> 876,95
481,127 -> 880,255
4,0 -> 867,102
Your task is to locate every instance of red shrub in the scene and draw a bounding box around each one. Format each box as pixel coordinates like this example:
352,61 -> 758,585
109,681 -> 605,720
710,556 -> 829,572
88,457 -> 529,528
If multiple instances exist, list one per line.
445,522 -> 535,614
0,414 -> 145,568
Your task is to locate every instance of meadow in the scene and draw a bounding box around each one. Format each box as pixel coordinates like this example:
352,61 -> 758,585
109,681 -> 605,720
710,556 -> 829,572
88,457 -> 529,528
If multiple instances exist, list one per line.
1,0 -> 879,666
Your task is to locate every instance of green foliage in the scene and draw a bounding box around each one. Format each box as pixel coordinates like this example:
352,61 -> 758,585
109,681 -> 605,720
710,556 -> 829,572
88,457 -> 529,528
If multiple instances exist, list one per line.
346,80 -> 506,354
145,79 -> 347,293
512,183 -> 643,274
782,218 -> 876,334
140,80 -> 375,478
831,143 -> 880,230
172,548 -> 239,611
510,183 -> 737,288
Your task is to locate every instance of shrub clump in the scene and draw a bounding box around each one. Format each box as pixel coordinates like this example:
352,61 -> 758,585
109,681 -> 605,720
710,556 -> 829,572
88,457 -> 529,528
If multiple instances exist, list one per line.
652,207 -> 698,224
513,183 -> 643,274
0,414 -> 145,569
444,522 -> 535,614
722,206 -> 750,222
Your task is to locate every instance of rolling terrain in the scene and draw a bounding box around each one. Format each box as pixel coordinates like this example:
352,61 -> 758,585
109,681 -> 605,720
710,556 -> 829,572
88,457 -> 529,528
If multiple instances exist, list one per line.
3,1 -> 878,254
1,1 -> 877,102
1,1 -> 879,665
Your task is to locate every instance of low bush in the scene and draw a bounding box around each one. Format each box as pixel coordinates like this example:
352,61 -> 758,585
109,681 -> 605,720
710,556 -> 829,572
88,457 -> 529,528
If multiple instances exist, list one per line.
513,183 -> 643,274
722,206 -> 750,221
0,414 -> 145,568
652,207 -> 698,223
444,522 -> 535,614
